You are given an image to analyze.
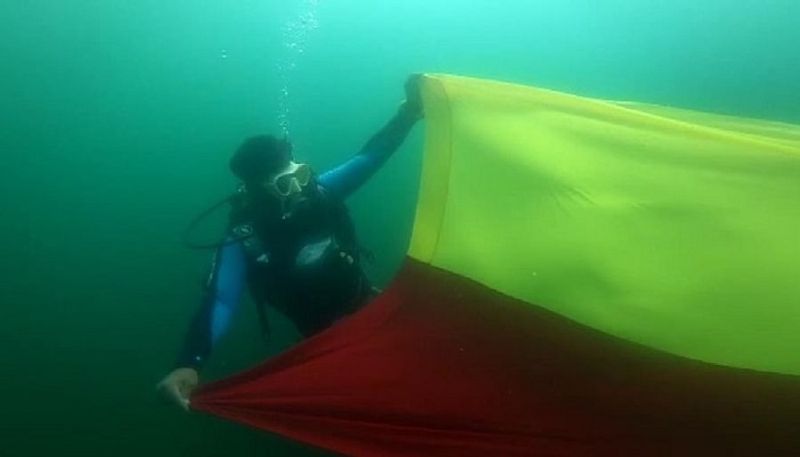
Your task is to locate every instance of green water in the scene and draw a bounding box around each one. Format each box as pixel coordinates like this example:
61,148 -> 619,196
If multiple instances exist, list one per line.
1,1 -> 797,456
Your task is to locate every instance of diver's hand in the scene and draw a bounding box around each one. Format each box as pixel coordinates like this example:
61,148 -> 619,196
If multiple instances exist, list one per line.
156,367 -> 198,412
401,73 -> 424,120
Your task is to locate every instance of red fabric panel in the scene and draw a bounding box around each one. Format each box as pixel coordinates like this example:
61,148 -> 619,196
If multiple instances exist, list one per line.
192,258 -> 800,456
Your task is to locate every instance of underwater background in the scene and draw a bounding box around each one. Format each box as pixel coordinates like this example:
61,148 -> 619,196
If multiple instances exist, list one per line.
1,1 -> 798,456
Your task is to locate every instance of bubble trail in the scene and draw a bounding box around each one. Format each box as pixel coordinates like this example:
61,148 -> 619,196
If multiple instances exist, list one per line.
277,0 -> 321,137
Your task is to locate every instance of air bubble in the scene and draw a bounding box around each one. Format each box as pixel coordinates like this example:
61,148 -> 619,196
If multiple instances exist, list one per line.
276,0 -> 321,136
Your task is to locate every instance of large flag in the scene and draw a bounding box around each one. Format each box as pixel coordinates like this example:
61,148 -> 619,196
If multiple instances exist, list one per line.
191,75 -> 800,456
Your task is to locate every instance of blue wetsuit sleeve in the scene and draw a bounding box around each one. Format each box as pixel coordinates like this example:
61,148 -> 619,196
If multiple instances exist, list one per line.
174,240 -> 246,371
318,106 -> 420,200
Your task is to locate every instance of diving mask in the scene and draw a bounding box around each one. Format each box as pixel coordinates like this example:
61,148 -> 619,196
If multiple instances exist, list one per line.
265,161 -> 312,198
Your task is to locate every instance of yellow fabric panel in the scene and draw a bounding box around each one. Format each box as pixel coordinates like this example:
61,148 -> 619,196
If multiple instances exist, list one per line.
410,74 -> 800,375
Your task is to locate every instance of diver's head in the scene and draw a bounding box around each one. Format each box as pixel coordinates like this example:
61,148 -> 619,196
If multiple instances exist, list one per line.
230,135 -> 316,217
230,135 -> 294,184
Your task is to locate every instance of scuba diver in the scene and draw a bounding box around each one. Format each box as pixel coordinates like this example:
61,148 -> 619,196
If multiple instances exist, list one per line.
157,76 -> 424,410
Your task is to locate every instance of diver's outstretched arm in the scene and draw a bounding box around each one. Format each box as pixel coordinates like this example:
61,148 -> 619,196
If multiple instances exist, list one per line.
174,240 -> 246,370
157,240 -> 246,410
317,75 -> 424,199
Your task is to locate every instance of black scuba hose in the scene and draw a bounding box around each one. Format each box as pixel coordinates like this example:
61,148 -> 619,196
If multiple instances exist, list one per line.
182,194 -> 252,250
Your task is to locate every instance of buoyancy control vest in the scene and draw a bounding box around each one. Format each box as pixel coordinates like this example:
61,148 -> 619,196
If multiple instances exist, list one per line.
228,185 -> 373,337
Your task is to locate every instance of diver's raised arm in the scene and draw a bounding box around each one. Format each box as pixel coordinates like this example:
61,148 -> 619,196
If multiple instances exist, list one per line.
360,75 -> 424,159
317,75 -> 424,199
